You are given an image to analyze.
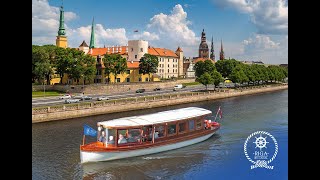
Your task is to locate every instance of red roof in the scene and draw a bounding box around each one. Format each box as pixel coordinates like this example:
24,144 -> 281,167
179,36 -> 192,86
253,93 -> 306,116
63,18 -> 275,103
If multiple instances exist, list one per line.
88,46 -> 128,56
148,47 -> 178,57
127,61 -> 139,68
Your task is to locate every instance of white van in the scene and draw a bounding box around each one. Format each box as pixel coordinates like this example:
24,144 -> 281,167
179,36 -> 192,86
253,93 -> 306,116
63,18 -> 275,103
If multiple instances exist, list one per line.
173,84 -> 183,91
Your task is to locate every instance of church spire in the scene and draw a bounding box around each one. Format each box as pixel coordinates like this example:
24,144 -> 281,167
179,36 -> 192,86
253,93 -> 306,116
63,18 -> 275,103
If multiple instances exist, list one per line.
220,39 -> 225,60
210,36 -> 215,60
89,17 -> 95,49
57,5 -> 66,36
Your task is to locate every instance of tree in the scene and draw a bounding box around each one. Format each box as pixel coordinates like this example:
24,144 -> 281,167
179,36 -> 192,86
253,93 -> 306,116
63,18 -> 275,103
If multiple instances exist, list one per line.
198,72 -> 213,90
215,59 -> 241,78
194,60 -> 215,78
229,65 -> 248,87
113,54 -> 127,83
32,46 -> 53,84
212,70 -> 224,88
82,54 -> 96,84
139,54 -> 159,81
102,54 -> 116,84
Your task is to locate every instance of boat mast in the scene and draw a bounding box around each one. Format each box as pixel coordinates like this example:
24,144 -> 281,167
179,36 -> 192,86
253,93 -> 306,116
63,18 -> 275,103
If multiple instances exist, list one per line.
214,106 -> 221,121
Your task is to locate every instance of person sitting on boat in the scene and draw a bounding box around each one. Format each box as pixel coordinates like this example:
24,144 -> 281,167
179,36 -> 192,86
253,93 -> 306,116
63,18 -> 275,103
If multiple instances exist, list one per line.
118,134 -> 127,144
107,136 -> 115,144
127,133 -> 135,143
154,131 -> 159,139
99,131 -> 106,143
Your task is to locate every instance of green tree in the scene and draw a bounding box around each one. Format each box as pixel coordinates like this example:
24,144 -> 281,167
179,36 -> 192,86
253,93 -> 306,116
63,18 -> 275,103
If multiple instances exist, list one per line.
32,46 -> 53,84
229,65 -> 248,87
194,60 -> 216,77
215,59 -> 241,78
113,54 -> 127,83
212,70 -> 224,88
198,72 -> 213,90
102,54 -> 116,84
139,53 -> 159,81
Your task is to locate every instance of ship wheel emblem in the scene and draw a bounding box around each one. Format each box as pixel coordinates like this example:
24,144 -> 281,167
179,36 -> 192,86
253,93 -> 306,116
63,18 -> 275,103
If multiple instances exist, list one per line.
253,134 -> 269,151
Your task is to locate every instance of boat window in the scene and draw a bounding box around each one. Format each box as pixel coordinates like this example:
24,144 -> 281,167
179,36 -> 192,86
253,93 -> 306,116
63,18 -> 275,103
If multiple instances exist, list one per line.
179,122 -> 187,133
117,130 -> 128,145
155,125 -> 165,138
189,120 -> 195,131
196,119 -> 202,130
168,124 -> 177,135
142,125 -> 153,141
106,129 -> 116,146
127,129 -> 141,143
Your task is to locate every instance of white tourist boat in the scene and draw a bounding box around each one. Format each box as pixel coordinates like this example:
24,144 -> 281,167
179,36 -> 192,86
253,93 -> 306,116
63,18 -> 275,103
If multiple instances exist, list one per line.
80,107 -> 221,163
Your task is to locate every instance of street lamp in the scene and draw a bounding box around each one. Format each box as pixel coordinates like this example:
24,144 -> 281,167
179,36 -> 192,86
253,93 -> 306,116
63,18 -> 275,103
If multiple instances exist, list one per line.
43,75 -> 46,97
82,74 -> 85,95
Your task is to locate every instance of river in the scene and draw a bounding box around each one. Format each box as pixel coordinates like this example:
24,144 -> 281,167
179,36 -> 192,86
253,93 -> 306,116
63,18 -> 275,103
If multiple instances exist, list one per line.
32,89 -> 288,180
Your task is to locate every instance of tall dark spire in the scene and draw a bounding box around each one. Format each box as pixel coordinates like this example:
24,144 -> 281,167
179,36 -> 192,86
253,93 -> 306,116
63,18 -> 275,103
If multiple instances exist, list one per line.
220,39 -> 225,60
57,5 -> 66,36
210,36 -> 215,60
89,17 -> 95,49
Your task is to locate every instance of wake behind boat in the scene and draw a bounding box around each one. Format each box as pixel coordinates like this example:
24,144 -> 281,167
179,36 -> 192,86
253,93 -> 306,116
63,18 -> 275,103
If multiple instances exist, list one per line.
80,107 -> 221,163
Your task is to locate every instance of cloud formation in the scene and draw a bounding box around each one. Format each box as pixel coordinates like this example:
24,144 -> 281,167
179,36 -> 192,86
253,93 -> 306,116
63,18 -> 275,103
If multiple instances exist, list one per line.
213,0 -> 288,34
132,31 -> 160,41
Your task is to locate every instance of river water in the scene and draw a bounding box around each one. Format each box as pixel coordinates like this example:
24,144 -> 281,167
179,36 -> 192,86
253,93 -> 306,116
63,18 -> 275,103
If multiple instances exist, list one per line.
32,90 -> 288,180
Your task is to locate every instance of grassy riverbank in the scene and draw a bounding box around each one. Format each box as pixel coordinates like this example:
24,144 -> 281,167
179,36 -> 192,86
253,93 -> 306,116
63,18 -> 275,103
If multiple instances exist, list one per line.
32,90 -> 63,98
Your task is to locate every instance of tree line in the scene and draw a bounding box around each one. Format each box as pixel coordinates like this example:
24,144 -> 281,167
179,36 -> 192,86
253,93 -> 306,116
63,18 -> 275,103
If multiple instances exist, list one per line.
32,45 -> 159,84
194,59 -> 288,89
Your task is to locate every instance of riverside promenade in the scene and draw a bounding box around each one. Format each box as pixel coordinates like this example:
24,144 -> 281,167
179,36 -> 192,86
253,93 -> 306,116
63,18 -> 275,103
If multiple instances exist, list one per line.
32,84 -> 288,123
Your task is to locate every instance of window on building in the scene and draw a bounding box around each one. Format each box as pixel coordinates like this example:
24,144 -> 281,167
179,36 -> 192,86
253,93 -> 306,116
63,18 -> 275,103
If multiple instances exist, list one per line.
126,70 -> 130,74
131,48 -> 133,52
168,124 -> 176,135
189,120 -> 195,131
159,58 -> 162,61
179,122 -> 187,133
168,59 -> 169,62
116,78 -> 121,82
196,119 -> 202,130
135,55 -> 137,59
126,78 -> 130,82
168,64 -> 169,68
139,77 -> 142,82
168,69 -> 169,73
140,48 -> 143,52
145,78 -> 149,82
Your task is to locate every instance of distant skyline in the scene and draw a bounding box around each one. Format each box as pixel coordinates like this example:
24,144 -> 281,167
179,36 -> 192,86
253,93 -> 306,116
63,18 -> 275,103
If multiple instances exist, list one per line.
32,0 -> 288,64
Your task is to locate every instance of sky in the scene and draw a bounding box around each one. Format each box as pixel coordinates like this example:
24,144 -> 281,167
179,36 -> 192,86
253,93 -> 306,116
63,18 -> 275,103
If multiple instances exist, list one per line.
32,0 -> 288,64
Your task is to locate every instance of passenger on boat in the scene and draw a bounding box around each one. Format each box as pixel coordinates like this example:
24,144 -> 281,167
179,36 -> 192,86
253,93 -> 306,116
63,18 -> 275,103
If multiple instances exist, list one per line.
98,131 -> 106,143
127,133 -> 135,143
118,134 -> 128,144
154,131 -> 159,139
107,136 -> 115,144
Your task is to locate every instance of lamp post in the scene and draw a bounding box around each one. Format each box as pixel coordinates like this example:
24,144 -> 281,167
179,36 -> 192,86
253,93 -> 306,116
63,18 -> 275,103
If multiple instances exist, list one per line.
82,74 -> 85,95
43,75 -> 46,97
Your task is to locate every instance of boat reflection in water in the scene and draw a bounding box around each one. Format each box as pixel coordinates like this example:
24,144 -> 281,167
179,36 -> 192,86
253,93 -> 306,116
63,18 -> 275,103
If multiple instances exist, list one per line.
81,134 -> 223,179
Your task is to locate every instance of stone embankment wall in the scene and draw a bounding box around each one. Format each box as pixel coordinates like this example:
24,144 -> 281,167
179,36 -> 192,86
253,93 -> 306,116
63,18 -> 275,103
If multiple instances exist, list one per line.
32,79 -> 195,94
32,85 -> 288,123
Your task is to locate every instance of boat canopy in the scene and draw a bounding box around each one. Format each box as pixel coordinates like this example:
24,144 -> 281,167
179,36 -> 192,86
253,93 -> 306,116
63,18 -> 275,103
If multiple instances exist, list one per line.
98,107 -> 212,128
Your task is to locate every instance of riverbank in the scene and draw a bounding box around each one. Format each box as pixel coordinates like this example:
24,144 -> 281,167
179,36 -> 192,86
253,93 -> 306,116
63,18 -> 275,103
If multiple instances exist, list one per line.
32,84 -> 288,123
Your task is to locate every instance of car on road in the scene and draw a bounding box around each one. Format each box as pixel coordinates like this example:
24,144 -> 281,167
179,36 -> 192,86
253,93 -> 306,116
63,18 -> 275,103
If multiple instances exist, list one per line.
173,84 -> 184,91
153,87 -> 161,91
136,89 -> 146,93
97,96 -> 110,101
59,94 -> 71,99
65,99 -> 80,104
80,96 -> 93,100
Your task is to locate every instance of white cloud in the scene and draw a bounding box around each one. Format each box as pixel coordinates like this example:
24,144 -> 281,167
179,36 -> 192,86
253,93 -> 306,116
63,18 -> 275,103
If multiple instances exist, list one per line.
213,0 -> 288,34
32,0 -> 77,45
32,0 -> 128,48
132,31 -> 160,41
229,34 -> 287,64
147,4 -> 198,47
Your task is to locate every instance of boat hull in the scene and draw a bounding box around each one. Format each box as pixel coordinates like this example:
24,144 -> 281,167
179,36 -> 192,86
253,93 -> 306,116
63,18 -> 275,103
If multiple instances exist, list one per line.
80,131 -> 216,163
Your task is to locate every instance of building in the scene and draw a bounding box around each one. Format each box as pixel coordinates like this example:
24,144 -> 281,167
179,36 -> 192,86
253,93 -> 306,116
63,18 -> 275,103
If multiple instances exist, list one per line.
186,60 -> 195,78
219,40 -> 225,60
128,40 -> 148,62
56,6 -> 67,48
198,29 -> 209,58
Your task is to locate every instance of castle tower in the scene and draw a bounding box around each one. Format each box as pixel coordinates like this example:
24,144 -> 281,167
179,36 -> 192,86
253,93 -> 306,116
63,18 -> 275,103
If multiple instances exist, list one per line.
89,17 -> 95,49
79,40 -> 89,54
198,29 -> 209,58
56,5 -> 68,48
210,36 -> 215,60
220,39 -> 225,60
176,46 -> 184,77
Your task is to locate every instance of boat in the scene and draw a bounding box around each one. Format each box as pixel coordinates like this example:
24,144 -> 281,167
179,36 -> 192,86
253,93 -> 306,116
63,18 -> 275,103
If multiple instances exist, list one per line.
80,107 -> 221,163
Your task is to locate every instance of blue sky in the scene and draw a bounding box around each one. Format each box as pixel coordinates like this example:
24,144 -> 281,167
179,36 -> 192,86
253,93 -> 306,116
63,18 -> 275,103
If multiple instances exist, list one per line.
32,0 -> 288,64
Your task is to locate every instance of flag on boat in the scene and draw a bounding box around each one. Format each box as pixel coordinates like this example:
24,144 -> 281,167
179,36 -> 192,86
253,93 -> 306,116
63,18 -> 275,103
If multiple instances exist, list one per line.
83,124 -> 97,137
